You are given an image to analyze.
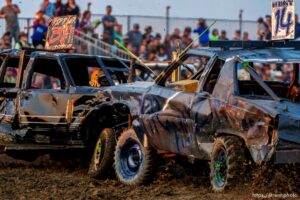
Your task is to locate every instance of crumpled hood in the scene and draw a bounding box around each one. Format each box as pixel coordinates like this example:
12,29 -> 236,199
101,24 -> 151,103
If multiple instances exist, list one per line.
105,81 -> 155,95
247,99 -> 300,144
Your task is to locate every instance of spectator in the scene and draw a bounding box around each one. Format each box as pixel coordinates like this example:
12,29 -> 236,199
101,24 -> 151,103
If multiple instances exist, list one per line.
163,34 -> 172,59
80,9 -> 92,33
114,24 -> 123,45
219,30 -> 228,40
0,0 -> 21,43
101,30 -> 111,44
65,0 -> 80,16
65,0 -> 80,28
33,11 -> 44,25
194,18 -> 210,47
147,50 -> 157,61
233,30 -> 241,40
102,5 -> 117,45
55,0 -> 66,16
15,32 -> 30,49
139,45 -> 147,61
0,32 -> 12,50
243,32 -> 250,41
157,46 -> 168,61
265,15 -> 272,40
25,18 -> 48,47
143,26 -> 154,42
0,32 -> 12,49
257,17 -> 267,40
40,0 -> 55,18
182,27 -> 193,48
127,23 -> 143,55
3,42 -> 11,50
211,29 -> 219,41
171,28 -> 181,40
4,67 -> 16,83
295,14 -> 300,40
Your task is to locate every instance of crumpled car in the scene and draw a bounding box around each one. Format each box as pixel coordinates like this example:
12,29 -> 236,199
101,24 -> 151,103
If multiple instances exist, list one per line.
108,41 -> 300,191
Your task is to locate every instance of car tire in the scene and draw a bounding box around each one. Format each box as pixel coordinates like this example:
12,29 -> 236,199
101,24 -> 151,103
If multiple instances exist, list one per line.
114,128 -> 156,185
210,136 -> 246,192
88,128 -> 116,178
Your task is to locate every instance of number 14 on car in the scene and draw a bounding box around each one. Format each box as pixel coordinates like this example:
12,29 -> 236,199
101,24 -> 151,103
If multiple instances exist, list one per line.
272,0 -> 295,40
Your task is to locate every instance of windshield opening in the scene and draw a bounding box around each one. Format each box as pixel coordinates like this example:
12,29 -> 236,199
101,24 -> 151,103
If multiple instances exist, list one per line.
237,62 -> 300,101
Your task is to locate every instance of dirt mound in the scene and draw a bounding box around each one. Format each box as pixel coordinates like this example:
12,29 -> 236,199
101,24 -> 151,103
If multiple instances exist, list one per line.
0,155 -> 299,200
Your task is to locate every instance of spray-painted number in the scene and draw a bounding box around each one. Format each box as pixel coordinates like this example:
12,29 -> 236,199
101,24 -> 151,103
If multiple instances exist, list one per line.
274,7 -> 293,36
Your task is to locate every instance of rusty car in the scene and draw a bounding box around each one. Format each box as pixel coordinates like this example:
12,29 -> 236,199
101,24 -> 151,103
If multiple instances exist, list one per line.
109,41 -> 300,191
0,48 -> 155,178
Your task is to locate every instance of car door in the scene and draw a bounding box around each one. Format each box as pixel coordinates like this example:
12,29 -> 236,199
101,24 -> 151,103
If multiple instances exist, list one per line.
140,84 -> 196,155
19,56 -> 71,133
190,58 -> 226,158
0,56 -> 20,127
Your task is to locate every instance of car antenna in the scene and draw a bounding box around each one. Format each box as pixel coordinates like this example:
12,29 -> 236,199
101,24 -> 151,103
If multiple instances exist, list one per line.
114,39 -> 156,77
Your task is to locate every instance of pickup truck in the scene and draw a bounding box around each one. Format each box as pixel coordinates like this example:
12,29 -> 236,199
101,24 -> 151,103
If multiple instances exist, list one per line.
0,49 -> 155,178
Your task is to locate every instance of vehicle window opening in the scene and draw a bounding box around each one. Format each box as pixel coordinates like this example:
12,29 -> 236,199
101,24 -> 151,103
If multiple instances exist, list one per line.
65,57 -> 112,87
29,58 -> 65,90
237,62 -> 299,100
164,55 -> 210,85
1,58 -> 20,88
203,59 -> 223,93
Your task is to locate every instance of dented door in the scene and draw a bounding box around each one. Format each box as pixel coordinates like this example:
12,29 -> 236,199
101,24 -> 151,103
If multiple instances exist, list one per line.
19,89 -> 70,131
140,85 -> 196,155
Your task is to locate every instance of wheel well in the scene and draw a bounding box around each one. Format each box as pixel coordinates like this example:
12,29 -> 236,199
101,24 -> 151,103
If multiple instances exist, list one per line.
81,104 -> 132,147
214,133 -> 252,160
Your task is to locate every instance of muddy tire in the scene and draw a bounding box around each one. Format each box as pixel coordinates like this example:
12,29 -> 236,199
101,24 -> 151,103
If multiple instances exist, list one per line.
210,136 -> 246,192
114,128 -> 156,185
88,128 -> 116,178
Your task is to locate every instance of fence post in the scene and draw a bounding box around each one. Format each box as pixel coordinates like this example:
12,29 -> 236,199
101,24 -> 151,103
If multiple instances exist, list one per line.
166,6 -> 171,35
127,15 -> 131,33
239,9 -> 243,35
26,18 -> 31,42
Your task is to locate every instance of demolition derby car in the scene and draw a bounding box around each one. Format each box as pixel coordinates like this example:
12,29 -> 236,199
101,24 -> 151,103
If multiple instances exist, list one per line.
0,48 -> 155,177
107,41 -> 300,191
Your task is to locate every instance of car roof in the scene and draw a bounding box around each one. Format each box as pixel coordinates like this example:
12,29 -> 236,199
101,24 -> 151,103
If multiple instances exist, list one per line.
187,47 -> 300,62
187,41 -> 300,62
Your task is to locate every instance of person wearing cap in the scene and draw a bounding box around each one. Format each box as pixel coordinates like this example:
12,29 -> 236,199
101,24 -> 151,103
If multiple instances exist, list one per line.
102,5 -> 117,44
15,32 -> 30,49
193,18 -> 210,47
127,23 -> 143,55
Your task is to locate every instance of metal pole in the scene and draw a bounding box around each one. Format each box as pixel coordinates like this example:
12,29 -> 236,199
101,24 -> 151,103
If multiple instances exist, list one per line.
166,6 -> 171,35
127,16 -> 131,33
26,18 -> 30,42
239,9 -> 243,35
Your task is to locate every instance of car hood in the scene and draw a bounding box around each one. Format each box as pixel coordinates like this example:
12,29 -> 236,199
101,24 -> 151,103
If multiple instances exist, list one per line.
247,99 -> 300,144
107,81 -> 155,93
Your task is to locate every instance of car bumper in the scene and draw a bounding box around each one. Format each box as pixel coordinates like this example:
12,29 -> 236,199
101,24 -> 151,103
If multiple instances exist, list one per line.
275,150 -> 300,163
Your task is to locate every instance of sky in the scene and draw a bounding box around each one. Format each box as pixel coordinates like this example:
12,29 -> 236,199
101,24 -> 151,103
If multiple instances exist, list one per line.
1,0 -> 299,20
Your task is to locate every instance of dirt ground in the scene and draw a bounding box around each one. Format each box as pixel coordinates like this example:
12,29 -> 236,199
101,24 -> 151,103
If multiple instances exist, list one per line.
0,154 -> 299,200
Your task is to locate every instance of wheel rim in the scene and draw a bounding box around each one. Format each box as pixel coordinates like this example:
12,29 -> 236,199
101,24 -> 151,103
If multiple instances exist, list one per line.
119,140 -> 144,179
94,138 -> 103,167
212,146 -> 228,188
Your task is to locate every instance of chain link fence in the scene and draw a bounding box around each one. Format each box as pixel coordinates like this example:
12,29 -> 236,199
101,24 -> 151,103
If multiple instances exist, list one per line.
91,14 -> 258,40
0,15 -> 258,44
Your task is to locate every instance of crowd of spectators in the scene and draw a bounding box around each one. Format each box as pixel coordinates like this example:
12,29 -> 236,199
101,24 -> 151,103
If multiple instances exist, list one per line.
0,0 -> 300,63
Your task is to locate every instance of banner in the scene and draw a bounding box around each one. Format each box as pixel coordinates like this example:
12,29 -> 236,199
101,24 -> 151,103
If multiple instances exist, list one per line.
45,15 -> 76,50
272,0 -> 295,40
